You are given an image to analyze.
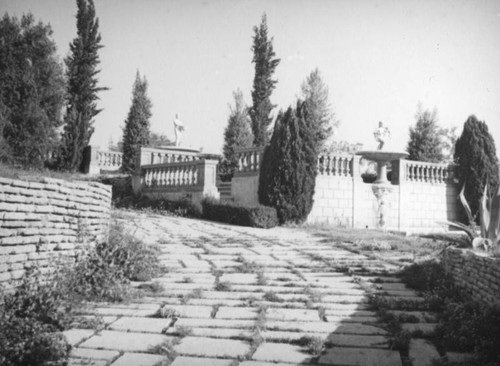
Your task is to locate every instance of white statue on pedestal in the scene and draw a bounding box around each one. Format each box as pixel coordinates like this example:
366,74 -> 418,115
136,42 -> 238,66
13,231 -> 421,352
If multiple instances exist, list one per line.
373,121 -> 391,150
173,113 -> 185,147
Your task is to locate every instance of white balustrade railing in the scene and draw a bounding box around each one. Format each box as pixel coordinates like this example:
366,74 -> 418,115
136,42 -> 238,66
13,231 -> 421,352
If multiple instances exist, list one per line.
317,154 -> 355,177
142,161 -> 201,188
403,160 -> 456,184
97,150 -> 123,170
235,147 -> 265,174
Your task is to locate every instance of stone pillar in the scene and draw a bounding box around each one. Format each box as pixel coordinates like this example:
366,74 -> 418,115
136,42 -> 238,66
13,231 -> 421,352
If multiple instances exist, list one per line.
197,159 -> 220,201
351,156 -> 366,228
392,159 -> 408,231
82,145 -> 101,175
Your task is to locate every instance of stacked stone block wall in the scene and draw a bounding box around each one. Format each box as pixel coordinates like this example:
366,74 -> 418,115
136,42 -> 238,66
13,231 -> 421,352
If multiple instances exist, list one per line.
399,182 -> 460,233
442,248 -> 500,305
308,176 -> 354,226
0,177 -> 111,288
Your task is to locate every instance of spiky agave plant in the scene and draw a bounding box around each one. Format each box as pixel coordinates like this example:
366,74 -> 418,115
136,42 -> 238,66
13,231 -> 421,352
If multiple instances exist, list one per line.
441,184 -> 500,251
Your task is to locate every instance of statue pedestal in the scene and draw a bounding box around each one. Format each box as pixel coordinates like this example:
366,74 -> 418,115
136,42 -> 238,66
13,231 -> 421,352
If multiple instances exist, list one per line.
356,150 -> 408,229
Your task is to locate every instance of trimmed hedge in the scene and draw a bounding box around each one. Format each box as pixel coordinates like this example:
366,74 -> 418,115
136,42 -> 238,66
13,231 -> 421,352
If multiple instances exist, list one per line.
202,198 -> 278,228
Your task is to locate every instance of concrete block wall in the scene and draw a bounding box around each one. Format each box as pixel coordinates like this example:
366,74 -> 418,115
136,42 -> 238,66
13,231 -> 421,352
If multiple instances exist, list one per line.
308,176 -> 353,226
442,248 -> 500,306
0,176 -> 111,288
399,182 -> 460,233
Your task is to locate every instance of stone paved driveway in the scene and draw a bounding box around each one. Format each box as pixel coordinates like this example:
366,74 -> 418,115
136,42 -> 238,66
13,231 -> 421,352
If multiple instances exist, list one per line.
65,211 -> 436,366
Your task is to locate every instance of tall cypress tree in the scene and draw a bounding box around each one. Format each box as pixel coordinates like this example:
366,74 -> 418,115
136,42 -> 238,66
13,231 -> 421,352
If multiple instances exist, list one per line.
250,13 -> 280,147
259,101 -> 318,224
454,115 -> 499,221
121,71 -> 152,174
59,0 -> 106,171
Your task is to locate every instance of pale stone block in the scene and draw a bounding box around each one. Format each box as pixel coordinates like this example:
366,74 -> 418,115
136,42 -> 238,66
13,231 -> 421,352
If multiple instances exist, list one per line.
171,356 -> 235,366
252,343 -> 313,364
70,348 -> 119,361
63,329 -> 95,346
79,330 -> 170,352
318,347 -> 401,365
175,337 -> 250,358
111,353 -> 166,366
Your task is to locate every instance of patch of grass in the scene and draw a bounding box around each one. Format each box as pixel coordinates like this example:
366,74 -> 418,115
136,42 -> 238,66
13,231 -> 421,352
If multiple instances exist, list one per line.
215,281 -> 232,292
263,291 -> 284,303
152,305 -> 180,320
256,270 -> 268,286
297,335 -> 325,357
180,288 -> 204,305
181,276 -> 193,284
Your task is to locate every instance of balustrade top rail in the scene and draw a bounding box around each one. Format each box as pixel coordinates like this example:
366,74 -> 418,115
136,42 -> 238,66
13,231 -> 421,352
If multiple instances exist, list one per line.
141,160 -> 203,188
96,150 -> 123,169
317,154 -> 356,177
402,160 -> 457,184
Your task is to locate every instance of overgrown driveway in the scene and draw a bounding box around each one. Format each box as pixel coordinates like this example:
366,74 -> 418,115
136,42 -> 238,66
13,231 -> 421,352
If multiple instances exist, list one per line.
66,210 -> 442,366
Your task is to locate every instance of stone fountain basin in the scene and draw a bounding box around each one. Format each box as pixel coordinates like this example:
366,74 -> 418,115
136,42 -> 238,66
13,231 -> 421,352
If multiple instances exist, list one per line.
356,150 -> 408,162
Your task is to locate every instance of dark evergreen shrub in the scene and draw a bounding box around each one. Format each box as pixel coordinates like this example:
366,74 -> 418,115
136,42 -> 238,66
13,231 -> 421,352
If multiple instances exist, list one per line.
454,115 -> 499,221
201,198 -> 278,228
258,102 -> 318,224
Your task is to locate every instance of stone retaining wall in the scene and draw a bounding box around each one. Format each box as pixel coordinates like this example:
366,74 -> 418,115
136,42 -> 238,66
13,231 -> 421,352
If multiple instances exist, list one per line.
442,247 -> 500,305
0,176 -> 111,288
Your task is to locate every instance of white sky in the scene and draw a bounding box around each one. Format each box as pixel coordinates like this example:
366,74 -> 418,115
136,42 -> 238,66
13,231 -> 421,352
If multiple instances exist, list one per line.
2,0 -> 500,155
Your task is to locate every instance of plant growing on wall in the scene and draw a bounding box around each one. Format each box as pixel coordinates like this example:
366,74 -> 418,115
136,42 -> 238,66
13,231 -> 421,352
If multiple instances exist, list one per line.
258,101 -> 318,224
442,183 -> 500,253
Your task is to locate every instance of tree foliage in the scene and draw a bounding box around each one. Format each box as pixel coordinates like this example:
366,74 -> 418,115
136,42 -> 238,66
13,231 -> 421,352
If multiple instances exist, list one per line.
454,115 -> 499,221
59,0 -> 106,171
223,89 -> 253,164
249,13 -> 280,147
407,106 -> 445,163
300,68 -> 338,151
148,131 -> 174,148
121,71 -> 152,174
0,13 -> 65,168
258,101 -> 318,224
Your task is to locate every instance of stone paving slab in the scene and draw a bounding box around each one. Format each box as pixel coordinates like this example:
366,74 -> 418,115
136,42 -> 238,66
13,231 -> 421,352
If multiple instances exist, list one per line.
318,347 -> 402,365
109,316 -> 171,333
216,306 -> 258,319
110,352 -> 166,366
175,336 -> 250,358
63,329 -> 95,346
79,330 -> 170,352
173,317 -> 255,329
69,359 -> 107,366
240,362 -> 316,366
326,334 -> 389,348
409,339 -> 440,366
266,308 -> 320,322
70,348 -> 120,361
170,356 -> 235,366
252,342 -> 313,364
